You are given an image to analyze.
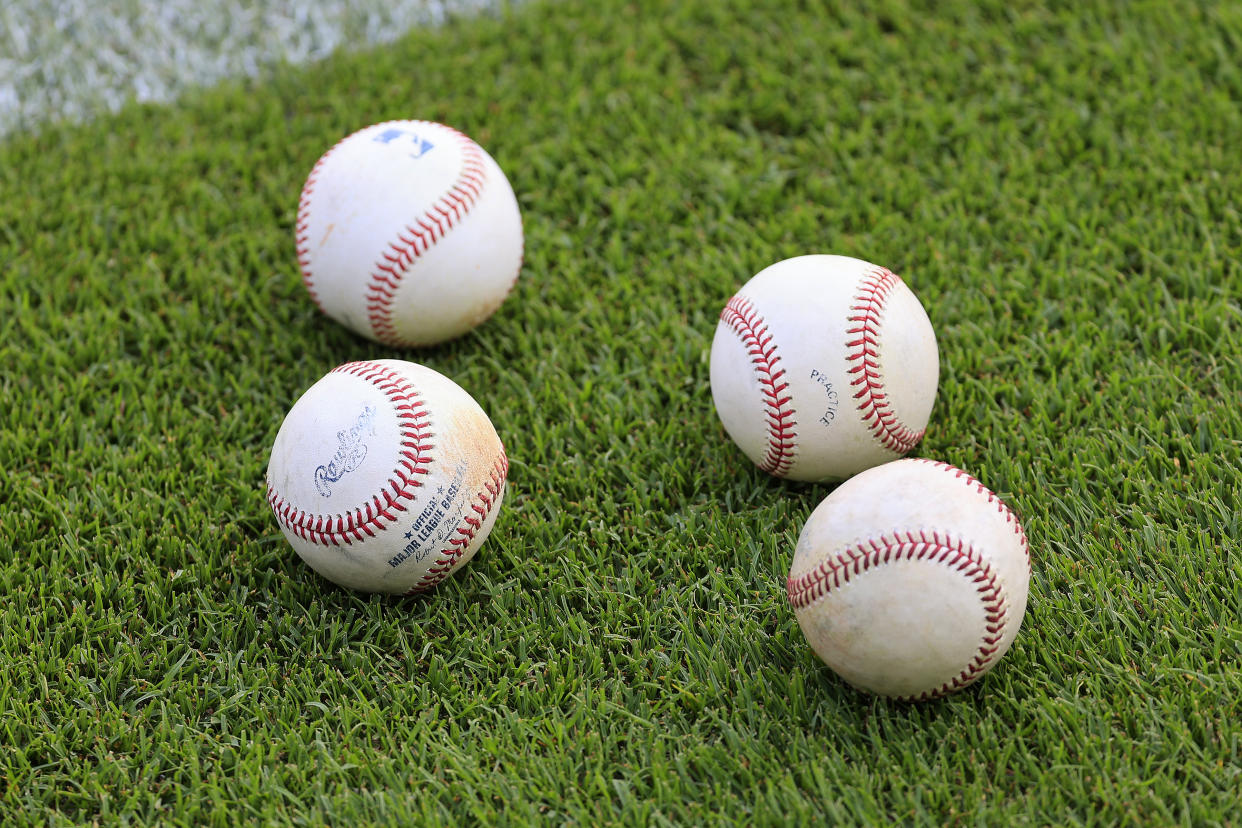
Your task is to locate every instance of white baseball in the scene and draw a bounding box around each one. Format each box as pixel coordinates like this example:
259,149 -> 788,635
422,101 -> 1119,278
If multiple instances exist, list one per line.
710,255 -> 939,482
295,120 -> 523,347
786,459 -> 1031,701
265,359 -> 508,594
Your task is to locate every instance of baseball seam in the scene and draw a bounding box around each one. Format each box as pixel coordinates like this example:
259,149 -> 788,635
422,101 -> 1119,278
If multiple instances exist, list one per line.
915,459 -> 1031,571
720,296 -> 797,477
846,267 -> 925,455
364,127 -> 487,346
786,530 -> 1007,702
266,361 -> 433,546
406,450 -> 509,594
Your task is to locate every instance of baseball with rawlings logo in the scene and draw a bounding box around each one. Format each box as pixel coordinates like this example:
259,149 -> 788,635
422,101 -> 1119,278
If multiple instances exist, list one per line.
265,359 -> 508,594
786,459 -> 1031,701
710,255 -> 939,482
296,120 -> 523,347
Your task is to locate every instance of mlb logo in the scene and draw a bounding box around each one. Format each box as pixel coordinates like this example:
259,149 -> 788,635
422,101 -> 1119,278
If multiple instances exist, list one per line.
372,127 -> 434,159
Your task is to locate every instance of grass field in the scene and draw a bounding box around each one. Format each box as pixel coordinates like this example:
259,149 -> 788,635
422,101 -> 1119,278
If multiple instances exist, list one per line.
2,0 -> 1240,823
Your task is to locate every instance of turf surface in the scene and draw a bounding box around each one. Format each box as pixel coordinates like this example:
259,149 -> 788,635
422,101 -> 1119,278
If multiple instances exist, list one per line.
1,0 -> 1239,823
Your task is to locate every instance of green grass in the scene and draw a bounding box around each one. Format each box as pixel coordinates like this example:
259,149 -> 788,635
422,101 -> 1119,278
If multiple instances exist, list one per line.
2,0 -> 1240,824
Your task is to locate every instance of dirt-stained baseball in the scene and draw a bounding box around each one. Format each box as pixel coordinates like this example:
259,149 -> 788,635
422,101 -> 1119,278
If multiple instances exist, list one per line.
710,255 -> 939,482
265,359 -> 508,594
295,120 -> 523,347
786,459 -> 1031,701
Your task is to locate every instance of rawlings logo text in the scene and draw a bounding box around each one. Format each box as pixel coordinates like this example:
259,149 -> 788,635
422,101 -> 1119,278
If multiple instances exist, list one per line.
314,406 -> 378,496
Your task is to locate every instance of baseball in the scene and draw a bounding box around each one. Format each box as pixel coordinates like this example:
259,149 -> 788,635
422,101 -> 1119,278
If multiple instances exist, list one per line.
265,359 -> 508,594
786,459 -> 1030,701
710,255 -> 939,482
295,120 -> 523,347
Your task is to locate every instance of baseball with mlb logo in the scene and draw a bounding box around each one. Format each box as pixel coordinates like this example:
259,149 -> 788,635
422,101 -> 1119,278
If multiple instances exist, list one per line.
265,359 -> 509,594
295,120 -> 523,346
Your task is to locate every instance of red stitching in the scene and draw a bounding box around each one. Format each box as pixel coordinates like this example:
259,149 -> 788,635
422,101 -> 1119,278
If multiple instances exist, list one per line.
914,459 -> 1031,571
846,267 -> 925,455
364,127 -> 488,346
786,530 -> 1008,701
720,296 -> 797,476
406,451 -> 509,594
265,361 -> 433,546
